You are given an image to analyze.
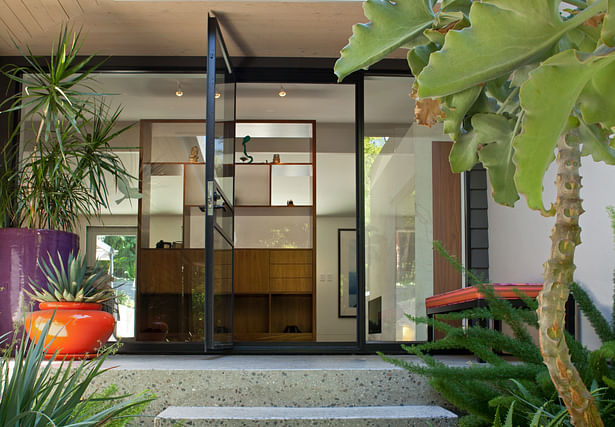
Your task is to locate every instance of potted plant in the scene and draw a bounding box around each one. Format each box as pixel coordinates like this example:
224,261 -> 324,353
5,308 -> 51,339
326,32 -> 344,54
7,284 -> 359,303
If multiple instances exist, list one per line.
24,251 -> 116,359
0,27 -> 133,335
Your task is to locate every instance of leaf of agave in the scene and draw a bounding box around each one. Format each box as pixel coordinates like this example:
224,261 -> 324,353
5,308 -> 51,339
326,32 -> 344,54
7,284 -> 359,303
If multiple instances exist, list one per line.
579,61 -> 615,128
579,119 -> 615,165
441,85 -> 482,138
513,46 -> 615,213
603,0 -> 615,46
417,0 -> 607,98
334,0 -> 436,81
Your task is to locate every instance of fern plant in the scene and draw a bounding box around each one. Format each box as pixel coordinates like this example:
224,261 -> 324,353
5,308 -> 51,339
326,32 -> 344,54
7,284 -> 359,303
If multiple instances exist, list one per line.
381,238 -> 615,426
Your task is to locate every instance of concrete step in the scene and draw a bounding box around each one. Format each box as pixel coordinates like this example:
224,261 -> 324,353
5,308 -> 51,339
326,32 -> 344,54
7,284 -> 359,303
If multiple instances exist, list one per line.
153,405 -> 458,426
90,355 -> 458,421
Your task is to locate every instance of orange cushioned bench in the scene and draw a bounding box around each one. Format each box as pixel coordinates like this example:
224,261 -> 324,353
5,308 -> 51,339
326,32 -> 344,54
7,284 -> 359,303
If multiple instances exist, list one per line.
425,283 -> 575,341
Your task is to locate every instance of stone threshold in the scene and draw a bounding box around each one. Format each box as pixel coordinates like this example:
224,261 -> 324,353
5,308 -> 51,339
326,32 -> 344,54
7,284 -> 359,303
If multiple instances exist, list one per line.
98,354 -> 475,371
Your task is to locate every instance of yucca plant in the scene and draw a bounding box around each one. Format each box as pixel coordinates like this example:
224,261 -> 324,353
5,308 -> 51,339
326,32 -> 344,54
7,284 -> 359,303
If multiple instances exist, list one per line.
25,251 -> 116,303
0,318 -> 154,426
0,26 -> 133,230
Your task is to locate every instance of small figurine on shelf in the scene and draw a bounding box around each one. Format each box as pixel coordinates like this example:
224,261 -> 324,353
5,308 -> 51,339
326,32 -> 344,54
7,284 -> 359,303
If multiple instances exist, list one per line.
189,146 -> 199,163
272,153 -> 281,164
287,200 -> 294,207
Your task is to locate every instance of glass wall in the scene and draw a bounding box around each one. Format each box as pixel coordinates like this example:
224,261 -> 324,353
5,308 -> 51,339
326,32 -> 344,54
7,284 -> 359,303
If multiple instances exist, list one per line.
364,76 -> 435,343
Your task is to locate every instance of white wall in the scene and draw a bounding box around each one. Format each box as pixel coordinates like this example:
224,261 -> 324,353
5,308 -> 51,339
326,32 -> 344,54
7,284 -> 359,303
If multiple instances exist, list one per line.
316,216 -> 356,341
488,161 -> 615,349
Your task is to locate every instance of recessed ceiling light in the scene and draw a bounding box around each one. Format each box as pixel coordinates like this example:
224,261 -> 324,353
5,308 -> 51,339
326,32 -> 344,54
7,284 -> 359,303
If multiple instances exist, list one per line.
175,81 -> 184,97
278,86 -> 287,97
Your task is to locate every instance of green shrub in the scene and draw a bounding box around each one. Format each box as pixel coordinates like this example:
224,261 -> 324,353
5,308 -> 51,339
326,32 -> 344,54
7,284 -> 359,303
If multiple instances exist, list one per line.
382,235 -> 615,426
0,319 -> 154,426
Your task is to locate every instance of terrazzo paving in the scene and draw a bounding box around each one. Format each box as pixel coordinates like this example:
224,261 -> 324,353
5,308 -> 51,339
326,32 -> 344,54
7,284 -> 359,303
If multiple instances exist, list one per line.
85,355 -> 465,425
154,405 -> 458,426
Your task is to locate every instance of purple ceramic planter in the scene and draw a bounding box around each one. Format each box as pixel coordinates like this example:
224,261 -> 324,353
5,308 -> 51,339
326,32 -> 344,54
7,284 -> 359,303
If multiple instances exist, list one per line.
0,228 -> 79,336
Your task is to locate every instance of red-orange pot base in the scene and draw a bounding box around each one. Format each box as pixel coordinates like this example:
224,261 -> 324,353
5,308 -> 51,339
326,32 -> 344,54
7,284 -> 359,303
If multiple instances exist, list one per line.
25,302 -> 115,360
44,352 -> 99,360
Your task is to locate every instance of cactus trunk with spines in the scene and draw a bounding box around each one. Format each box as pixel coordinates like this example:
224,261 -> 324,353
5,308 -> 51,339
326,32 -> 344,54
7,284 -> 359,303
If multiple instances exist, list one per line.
537,133 -> 602,427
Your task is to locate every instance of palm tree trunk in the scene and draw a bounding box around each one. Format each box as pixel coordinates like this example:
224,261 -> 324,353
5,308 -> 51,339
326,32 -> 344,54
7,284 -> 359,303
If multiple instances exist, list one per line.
537,132 -> 603,426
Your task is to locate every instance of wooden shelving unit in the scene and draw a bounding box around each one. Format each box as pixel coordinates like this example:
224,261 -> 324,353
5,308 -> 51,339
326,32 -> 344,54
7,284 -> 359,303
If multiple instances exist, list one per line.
233,120 -> 316,342
136,120 -> 207,342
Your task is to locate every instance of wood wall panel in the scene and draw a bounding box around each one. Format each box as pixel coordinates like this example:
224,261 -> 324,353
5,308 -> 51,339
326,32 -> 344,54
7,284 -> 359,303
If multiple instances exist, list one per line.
432,141 -> 462,295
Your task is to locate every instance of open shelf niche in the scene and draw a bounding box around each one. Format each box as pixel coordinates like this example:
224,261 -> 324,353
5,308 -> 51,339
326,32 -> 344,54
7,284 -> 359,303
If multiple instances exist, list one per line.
233,121 -> 316,342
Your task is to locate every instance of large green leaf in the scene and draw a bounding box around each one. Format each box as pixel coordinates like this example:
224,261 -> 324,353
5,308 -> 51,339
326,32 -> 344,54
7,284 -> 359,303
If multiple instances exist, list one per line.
513,46 -> 615,213
407,43 -> 438,76
441,85 -> 481,138
450,113 -> 519,206
579,119 -> 615,165
442,0 -> 472,15
417,0 -> 607,98
334,0 -> 436,81
603,0 -> 615,46
579,61 -> 615,128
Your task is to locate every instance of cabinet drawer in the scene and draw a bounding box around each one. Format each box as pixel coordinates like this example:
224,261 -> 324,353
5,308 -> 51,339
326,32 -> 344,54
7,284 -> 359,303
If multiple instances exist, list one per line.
269,263 -> 312,279
234,249 -> 270,293
270,278 -> 312,293
269,249 -> 312,264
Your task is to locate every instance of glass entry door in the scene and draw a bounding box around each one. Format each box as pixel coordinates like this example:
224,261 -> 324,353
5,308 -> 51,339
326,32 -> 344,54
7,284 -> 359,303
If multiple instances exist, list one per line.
205,15 -> 236,351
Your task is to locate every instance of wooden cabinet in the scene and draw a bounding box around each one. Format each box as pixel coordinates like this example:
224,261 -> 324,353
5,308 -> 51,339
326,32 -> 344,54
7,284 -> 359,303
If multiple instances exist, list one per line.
234,249 -> 314,342
233,121 -> 316,343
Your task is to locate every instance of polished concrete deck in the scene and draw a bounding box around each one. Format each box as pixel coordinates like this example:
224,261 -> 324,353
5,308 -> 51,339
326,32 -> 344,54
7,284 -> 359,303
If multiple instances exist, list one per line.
100,354 -> 475,370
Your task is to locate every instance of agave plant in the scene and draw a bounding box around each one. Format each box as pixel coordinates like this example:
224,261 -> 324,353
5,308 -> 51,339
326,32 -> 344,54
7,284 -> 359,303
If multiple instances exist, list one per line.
0,318 -> 154,426
26,251 -> 116,303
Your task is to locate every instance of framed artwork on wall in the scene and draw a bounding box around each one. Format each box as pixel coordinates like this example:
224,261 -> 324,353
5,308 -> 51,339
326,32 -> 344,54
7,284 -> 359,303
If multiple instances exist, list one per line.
338,228 -> 357,318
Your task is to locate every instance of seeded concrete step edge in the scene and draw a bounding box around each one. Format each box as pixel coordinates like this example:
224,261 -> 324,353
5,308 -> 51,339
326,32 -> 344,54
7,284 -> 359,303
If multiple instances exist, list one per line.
153,405 -> 458,426
92,367 -> 451,419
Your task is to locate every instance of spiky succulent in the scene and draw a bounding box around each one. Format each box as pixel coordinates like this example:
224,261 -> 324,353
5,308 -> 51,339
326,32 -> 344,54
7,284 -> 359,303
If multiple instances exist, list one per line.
26,251 -> 116,303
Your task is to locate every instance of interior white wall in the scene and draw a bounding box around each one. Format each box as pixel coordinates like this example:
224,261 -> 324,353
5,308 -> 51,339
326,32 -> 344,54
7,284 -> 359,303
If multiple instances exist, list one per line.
488,160 -> 615,349
316,216 -> 356,341
315,122 -> 356,341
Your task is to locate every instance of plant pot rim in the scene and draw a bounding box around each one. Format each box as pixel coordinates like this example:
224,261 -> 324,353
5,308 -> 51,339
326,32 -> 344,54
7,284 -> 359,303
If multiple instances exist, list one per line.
39,302 -> 102,310
0,228 -> 77,235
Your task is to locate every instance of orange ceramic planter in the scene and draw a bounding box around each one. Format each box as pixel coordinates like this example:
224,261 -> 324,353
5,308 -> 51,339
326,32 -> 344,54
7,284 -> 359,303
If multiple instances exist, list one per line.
25,302 -> 115,360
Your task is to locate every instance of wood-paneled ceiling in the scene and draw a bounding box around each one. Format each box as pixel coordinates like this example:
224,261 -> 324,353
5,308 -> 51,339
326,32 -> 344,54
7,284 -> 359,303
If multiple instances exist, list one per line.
0,0 -> 405,59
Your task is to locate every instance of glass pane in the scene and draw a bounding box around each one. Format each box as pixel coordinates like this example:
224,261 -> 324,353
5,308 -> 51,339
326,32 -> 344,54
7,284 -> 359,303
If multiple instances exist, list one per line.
271,165 -> 312,206
235,123 -> 312,164
235,164 -> 270,206
94,233 -> 137,339
151,123 -> 206,163
141,163 -> 184,249
364,76 -> 434,343
212,230 -> 233,346
235,207 -> 312,248
137,249 -> 205,341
